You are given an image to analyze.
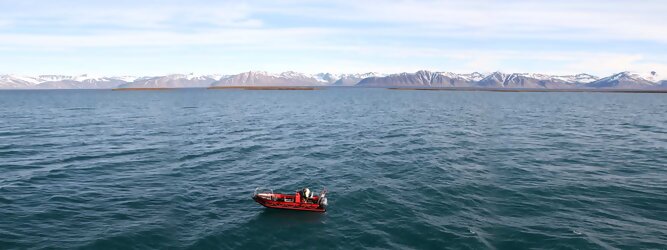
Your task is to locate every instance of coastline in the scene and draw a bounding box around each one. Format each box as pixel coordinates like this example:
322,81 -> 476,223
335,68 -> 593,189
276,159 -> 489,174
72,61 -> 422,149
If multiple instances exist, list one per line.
387,87 -> 667,93
207,86 -> 321,90
111,88 -> 171,91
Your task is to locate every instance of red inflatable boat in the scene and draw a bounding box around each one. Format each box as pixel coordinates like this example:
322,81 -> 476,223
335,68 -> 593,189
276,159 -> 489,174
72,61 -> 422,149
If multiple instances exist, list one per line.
252,187 -> 328,212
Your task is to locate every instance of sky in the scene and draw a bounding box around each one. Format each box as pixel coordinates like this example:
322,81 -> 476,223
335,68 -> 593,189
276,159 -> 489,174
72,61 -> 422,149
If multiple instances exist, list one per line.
1,0 -> 666,77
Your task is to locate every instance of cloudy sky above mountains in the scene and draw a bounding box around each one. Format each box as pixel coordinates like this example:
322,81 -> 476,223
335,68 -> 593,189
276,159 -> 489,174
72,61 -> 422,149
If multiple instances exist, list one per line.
1,0 -> 666,76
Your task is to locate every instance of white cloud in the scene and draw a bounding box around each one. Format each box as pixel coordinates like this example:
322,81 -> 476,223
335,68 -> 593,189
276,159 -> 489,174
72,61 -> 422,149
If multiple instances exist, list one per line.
0,19 -> 11,28
265,0 -> 667,43
5,1 -> 667,42
0,28 -> 339,48
289,46 -> 667,76
1,0 -> 667,76
2,29 -> 666,76
0,1 -> 261,29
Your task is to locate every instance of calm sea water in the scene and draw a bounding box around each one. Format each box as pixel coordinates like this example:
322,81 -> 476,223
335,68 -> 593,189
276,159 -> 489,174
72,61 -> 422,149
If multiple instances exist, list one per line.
1,88 -> 666,249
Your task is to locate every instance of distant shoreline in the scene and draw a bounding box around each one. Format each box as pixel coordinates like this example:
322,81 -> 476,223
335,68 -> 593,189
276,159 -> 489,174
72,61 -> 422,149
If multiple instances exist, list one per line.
207,86 -> 321,90
387,87 -> 667,93
111,88 -> 171,91
2,86 -> 666,93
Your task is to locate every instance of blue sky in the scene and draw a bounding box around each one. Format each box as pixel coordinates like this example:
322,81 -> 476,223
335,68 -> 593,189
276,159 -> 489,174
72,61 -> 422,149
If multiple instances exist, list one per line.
1,0 -> 666,76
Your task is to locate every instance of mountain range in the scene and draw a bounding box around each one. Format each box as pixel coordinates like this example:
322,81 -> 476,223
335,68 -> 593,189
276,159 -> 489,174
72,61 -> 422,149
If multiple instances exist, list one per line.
1,71 -> 665,90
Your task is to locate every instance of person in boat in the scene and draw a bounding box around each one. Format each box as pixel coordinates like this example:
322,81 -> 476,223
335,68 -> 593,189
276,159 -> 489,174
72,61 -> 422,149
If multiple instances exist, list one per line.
300,187 -> 312,203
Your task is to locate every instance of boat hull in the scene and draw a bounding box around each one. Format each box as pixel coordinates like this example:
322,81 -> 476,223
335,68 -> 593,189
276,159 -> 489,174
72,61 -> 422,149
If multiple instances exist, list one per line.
253,195 -> 326,212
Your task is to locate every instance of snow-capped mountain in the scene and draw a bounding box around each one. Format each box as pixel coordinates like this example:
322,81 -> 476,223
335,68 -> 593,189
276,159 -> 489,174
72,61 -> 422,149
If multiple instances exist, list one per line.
476,72 -> 585,88
313,73 -> 343,84
119,73 -> 222,88
36,75 -> 77,82
1,70 -> 665,89
212,71 -> 388,87
459,72 -> 486,82
357,70 -> 481,87
0,74 -> 138,89
109,76 -> 144,83
362,71 -> 607,89
332,72 -> 386,85
554,73 -> 599,84
37,79 -> 127,89
357,71 -> 587,88
585,71 -> 659,89
0,75 -> 42,89
213,71 -> 331,86
36,74 -> 135,89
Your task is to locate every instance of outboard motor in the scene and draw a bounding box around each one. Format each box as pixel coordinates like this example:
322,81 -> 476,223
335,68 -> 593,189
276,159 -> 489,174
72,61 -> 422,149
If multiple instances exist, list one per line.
320,197 -> 328,208
319,192 -> 328,209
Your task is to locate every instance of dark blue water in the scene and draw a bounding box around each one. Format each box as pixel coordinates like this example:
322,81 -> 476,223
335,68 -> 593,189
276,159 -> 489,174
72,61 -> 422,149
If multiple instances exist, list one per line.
1,88 -> 666,249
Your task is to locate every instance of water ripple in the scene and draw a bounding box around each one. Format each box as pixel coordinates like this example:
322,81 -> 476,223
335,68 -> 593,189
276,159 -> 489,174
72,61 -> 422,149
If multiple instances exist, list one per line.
0,89 -> 666,249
